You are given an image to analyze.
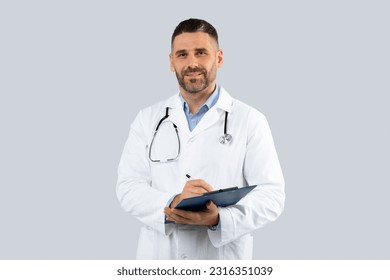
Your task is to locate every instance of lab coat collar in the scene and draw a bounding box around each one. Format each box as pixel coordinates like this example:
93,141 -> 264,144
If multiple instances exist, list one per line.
166,86 -> 233,112
215,86 -> 233,113
165,86 -> 234,136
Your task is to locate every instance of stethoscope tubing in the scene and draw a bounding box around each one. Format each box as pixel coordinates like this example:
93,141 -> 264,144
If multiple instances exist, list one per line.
149,107 -> 232,162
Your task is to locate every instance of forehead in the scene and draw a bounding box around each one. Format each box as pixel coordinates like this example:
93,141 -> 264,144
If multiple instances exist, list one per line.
172,32 -> 217,51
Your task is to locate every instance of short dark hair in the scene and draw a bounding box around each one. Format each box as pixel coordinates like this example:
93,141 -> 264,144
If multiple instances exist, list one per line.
171,18 -> 219,48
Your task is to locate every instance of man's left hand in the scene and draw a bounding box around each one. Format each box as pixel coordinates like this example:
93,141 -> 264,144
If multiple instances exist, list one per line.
164,201 -> 219,226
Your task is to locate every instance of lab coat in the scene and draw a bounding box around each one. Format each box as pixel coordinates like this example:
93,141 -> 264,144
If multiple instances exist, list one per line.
117,87 -> 285,259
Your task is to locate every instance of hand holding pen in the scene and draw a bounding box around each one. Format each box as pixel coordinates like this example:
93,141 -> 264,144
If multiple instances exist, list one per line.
169,174 -> 213,209
163,174 -> 219,226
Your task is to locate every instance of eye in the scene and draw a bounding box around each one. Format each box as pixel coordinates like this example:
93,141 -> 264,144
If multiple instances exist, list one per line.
177,53 -> 187,58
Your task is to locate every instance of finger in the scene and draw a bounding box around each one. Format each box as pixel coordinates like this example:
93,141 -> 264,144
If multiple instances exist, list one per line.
169,208 -> 192,218
164,207 -> 173,218
181,187 -> 207,199
170,208 -> 191,218
165,207 -> 190,221
206,200 -> 217,210
168,210 -> 194,224
187,179 -> 213,192
165,206 -> 200,225
190,179 -> 213,192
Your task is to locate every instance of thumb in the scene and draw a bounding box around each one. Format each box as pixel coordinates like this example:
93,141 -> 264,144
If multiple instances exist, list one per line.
206,200 -> 215,209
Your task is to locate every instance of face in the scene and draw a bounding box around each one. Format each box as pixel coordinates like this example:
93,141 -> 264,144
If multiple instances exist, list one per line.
170,32 -> 223,95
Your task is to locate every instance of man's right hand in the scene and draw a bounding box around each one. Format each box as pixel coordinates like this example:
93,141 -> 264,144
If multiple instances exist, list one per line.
169,179 -> 213,209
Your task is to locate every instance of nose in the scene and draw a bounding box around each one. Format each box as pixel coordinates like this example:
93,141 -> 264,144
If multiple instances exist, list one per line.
187,53 -> 199,67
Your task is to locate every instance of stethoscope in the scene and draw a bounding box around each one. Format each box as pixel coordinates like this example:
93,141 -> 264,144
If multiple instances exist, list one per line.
219,110 -> 233,144
148,107 -> 232,163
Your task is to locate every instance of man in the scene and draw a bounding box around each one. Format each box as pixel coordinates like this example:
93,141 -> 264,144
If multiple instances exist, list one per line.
117,18 -> 285,259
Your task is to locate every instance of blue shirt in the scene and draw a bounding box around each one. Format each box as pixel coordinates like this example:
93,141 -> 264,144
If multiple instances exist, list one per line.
179,86 -> 220,131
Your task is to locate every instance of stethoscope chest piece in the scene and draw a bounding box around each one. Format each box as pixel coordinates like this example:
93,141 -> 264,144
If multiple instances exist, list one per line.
219,133 -> 232,144
219,111 -> 232,144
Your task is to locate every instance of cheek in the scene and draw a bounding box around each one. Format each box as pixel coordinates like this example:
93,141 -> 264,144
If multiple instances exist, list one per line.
171,61 -> 184,73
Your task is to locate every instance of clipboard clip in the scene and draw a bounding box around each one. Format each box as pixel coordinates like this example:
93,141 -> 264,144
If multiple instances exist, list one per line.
205,186 -> 238,195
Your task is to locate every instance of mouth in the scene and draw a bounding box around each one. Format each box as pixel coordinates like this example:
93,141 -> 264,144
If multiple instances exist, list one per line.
185,72 -> 203,77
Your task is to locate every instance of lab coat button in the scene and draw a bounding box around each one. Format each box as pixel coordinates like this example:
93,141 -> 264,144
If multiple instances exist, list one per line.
180,254 -> 188,259
146,226 -> 152,230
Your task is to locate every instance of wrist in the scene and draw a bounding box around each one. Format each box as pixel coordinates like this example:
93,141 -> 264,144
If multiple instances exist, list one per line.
208,214 -> 219,231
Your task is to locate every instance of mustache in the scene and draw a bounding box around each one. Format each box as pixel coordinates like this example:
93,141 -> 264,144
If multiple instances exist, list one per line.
182,67 -> 206,75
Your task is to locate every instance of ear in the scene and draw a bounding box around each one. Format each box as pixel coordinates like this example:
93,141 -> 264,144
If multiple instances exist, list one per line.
216,49 -> 224,68
169,53 -> 175,72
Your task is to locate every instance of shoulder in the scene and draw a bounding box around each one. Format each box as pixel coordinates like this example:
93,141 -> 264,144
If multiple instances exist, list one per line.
222,88 -> 274,144
136,93 -> 179,124
221,87 -> 267,124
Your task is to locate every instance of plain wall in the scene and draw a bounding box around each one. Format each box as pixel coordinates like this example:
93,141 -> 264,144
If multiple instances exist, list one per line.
0,0 -> 389,259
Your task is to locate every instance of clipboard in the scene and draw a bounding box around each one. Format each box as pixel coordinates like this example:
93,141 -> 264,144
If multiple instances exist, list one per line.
175,185 -> 257,211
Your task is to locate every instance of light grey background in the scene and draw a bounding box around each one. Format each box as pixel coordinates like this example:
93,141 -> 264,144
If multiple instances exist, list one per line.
1,0 -> 389,259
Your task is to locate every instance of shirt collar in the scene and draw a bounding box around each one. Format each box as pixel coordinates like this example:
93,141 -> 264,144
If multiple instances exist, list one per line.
179,85 -> 220,114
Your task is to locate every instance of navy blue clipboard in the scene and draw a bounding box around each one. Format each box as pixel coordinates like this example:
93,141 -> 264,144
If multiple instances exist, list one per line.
175,185 -> 257,211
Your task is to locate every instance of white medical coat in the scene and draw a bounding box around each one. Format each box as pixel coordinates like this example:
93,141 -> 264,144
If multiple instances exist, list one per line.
117,87 -> 285,259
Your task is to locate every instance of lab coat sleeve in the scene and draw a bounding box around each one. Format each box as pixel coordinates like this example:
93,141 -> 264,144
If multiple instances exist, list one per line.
208,109 -> 285,247
116,111 -> 175,236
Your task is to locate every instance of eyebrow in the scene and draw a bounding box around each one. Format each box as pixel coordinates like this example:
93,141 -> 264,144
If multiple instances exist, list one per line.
194,48 -> 208,53
175,49 -> 187,56
174,48 -> 209,56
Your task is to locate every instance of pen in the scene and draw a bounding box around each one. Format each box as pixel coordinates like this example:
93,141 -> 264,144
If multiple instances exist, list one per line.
186,174 -> 191,179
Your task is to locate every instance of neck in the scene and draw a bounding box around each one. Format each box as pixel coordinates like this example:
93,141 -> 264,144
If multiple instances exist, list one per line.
180,83 -> 216,114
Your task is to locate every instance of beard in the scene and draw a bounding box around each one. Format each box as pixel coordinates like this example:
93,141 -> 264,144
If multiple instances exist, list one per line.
175,64 -> 217,94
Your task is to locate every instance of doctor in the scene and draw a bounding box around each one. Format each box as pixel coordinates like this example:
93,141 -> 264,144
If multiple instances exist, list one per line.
117,18 -> 285,259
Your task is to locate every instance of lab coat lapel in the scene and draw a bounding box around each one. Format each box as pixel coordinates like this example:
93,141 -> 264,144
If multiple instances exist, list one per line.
190,107 -> 219,135
164,88 -> 233,138
191,87 -> 233,136
165,93 -> 191,137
